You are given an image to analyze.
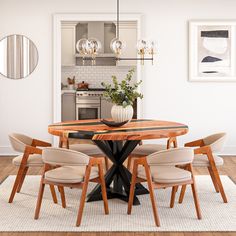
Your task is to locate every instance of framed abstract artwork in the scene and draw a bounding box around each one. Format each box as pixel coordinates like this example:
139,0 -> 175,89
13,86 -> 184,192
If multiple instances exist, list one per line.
189,21 -> 236,82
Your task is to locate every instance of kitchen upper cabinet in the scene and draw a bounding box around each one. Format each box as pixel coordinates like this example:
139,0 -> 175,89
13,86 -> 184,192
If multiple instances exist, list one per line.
117,22 -> 137,66
61,22 -> 77,66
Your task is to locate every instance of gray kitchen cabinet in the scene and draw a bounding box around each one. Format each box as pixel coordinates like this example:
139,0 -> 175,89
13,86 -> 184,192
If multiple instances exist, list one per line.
101,98 -> 113,119
61,92 -> 76,121
61,22 -> 77,66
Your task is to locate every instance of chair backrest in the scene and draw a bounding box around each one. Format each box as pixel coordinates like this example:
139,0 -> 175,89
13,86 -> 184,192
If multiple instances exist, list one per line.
147,147 -> 194,166
42,147 -> 90,166
8,133 -> 33,153
203,133 -> 226,152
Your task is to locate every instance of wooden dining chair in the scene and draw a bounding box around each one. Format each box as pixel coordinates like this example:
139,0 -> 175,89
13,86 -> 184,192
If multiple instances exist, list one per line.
8,133 -> 58,204
59,136 -> 109,171
178,133 -> 227,204
127,147 -> 202,227
34,147 -> 109,226
127,137 -> 178,171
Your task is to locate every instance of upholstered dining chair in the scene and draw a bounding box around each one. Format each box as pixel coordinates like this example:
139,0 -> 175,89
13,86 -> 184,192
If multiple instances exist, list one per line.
178,133 -> 227,204
34,147 -> 109,226
127,137 -> 178,171
8,133 -> 58,204
127,147 -> 202,227
59,136 -> 109,171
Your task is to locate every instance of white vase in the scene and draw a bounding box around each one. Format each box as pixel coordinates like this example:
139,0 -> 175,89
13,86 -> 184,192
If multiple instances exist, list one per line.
111,105 -> 134,123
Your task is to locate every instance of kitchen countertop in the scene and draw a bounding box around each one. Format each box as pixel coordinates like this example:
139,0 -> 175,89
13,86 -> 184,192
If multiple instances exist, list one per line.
61,89 -> 76,95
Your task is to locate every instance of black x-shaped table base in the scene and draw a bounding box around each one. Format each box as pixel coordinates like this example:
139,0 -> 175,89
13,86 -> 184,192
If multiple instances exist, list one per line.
87,140 -> 149,205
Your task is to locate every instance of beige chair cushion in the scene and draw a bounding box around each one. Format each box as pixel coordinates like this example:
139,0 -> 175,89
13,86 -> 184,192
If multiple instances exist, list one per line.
45,166 -> 99,183
138,166 -> 192,184
9,133 -> 33,153
43,148 -> 90,166
69,144 -> 103,156
12,154 -> 43,167
203,133 -> 226,152
147,147 -> 194,166
193,154 -> 224,167
132,144 -> 166,156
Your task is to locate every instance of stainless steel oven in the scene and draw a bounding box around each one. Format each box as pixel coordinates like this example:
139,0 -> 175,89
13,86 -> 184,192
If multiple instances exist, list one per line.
76,91 -> 102,120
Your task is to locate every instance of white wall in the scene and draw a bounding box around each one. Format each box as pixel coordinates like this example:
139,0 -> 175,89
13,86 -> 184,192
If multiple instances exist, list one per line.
0,0 -> 236,155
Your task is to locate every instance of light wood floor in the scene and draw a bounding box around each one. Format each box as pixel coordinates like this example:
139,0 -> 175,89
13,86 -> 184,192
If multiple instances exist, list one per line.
0,156 -> 235,236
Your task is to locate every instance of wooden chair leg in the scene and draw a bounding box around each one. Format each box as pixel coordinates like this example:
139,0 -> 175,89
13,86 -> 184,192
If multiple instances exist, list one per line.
208,166 -> 219,193
76,166 -> 91,227
189,164 -> 202,219
178,185 -> 187,204
211,166 -> 227,203
175,186 -> 179,193
104,157 -> 109,172
170,186 -> 178,208
8,165 -> 25,203
98,163 -> 109,214
49,185 -> 58,204
127,156 -> 132,171
191,183 -> 202,219
34,179 -> 46,219
144,164 -> 160,227
127,163 -> 138,214
59,140 -> 63,148
17,167 -> 29,193
58,186 -> 66,208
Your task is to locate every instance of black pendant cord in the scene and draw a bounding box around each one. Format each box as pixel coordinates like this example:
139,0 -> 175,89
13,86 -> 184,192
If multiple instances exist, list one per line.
117,0 -> 120,39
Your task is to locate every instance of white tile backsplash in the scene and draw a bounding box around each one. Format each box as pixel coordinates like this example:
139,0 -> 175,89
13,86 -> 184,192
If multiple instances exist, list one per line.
61,66 -> 137,88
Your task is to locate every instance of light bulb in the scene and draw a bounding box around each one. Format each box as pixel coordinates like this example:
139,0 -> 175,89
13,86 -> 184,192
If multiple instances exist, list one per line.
76,38 -> 88,55
110,38 -> 126,56
147,41 -> 156,55
85,38 -> 101,55
137,39 -> 148,55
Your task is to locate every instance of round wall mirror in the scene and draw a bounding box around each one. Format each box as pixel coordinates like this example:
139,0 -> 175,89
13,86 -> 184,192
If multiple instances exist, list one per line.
0,34 -> 38,79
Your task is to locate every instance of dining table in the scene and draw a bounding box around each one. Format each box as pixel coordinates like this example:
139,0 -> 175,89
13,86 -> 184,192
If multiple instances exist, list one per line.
48,119 -> 188,205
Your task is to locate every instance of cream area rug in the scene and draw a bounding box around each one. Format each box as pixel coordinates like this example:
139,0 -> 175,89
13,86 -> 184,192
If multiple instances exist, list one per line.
0,175 -> 235,232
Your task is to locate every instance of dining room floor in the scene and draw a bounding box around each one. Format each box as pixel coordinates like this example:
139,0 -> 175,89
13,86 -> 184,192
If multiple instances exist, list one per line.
0,156 -> 235,236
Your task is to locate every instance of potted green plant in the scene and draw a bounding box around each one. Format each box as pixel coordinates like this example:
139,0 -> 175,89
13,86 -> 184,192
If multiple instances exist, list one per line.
101,69 -> 143,122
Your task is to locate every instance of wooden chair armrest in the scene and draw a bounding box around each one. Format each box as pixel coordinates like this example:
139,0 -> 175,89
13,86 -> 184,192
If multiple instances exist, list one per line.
193,145 -> 211,155
25,145 -> 43,155
32,139 -> 51,147
185,139 -> 204,147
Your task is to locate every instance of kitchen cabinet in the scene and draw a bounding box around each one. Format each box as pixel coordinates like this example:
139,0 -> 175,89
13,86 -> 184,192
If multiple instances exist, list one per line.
116,22 -> 137,66
101,98 -> 113,119
61,92 -> 76,121
61,22 -> 77,66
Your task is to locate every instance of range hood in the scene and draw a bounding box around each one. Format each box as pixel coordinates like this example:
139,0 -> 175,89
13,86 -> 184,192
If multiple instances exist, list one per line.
75,22 -> 116,59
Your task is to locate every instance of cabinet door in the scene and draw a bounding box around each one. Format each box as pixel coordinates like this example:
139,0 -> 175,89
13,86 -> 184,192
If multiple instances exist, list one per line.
101,99 -> 113,119
61,23 -> 76,66
61,93 -> 76,121
117,22 -> 137,66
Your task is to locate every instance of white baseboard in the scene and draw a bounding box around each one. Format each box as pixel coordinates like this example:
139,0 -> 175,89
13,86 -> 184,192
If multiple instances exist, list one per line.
218,146 -> 236,156
0,145 -> 236,157
0,146 -> 19,156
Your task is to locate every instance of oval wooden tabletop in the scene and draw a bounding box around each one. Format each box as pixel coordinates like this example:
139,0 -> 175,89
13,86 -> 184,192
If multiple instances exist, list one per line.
48,119 -> 188,141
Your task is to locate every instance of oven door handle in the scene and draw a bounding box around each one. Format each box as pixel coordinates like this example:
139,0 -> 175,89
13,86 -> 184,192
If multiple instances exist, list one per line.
76,104 -> 100,108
